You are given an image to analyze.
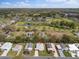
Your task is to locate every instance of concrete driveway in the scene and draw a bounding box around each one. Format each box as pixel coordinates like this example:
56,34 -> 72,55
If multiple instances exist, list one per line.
34,50 -> 39,56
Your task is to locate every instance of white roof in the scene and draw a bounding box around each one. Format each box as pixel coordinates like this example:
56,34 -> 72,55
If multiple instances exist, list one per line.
0,43 -> 2,46
68,44 -> 79,51
47,43 -> 56,51
75,32 -> 79,36
1,42 -> 12,50
35,43 -> 44,51
11,20 -> 15,22
77,51 -> 79,57
12,45 -> 22,51
26,32 -> 34,34
56,45 -> 62,50
51,43 -> 56,50
39,32 -> 45,37
25,43 -> 33,51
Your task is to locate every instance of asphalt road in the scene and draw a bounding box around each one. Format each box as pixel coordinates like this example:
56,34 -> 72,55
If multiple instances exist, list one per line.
0,56 -> 12,59
0,56 -> 79,59
24,56 -> 79,59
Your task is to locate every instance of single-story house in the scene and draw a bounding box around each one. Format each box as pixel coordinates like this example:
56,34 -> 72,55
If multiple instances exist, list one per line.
77,51 -> 79,57
25,17 -> 32,22
75,43 -> 79,49
39,32 -> 45,37
46,43 -> 56,52
0,42 -> 12,51
60,44 -> 69,51
12,44 -> 22,52
56,44 -> 65,57
51,43 -> 56,52
68,44 -> 79,53
0,43 -> 2,47
26,32 -> 34,37
25,43 -> 33,51
46,43 -> 53,51
58,50 -> 65,57
56,45 -> 62,50
1,24 -> 6,28
75,32 -> 79,36
35,43 -> 45,51
10,20 -> 16,24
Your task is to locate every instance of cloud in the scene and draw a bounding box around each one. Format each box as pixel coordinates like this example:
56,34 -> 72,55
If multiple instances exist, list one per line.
46,0 -> 67,3
15,2 -> 31,7
46,0 -> 79,4
0,1 -> 31,8
0,0 -> 79,8
35,4 -> 48,8
45,0 -> 79,8
1,2 -> 11,5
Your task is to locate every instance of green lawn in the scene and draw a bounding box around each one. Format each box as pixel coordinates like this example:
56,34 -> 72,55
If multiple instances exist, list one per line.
0,50 -> 3,56
39,49 -> 54,56
7,49 -> 17,57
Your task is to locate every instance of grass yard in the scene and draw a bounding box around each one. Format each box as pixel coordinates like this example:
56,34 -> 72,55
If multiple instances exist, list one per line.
7,49 -> 17,57
39,49 -> 53,56
0,50 -> 3,56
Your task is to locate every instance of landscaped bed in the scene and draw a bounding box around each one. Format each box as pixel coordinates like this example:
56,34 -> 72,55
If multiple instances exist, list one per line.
63,51 -> 71,57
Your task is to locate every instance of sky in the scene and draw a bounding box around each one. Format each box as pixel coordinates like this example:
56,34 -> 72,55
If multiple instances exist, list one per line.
0,0 -> 79,8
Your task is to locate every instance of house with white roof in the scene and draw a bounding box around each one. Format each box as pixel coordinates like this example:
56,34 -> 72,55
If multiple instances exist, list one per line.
12,44 -> 23,56
56,45 -> 62,50
68,44 -> 79,52
46,43 -> 57,52
35,43 -> 45,51
0,43 -> 2,47
56,44 -> 65,57
75,32 -> 79,37
46,43 -> 53,51
25,17 -> 32,22
39,32 -> 45,38
1,24 -> 6,28
1,42 -> 13,56
10,20 -> 16,24
68,44 -> 79,57
77,51 -> 79,57
12,44 -> 22,52
60,44 -> 69,51
51,43 -> 59,57
25,43 -> 33,51
1,42 -> 12,51
26,32 -> 34,37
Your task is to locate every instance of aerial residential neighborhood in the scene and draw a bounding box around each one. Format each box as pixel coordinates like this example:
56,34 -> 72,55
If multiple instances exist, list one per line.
0,0 -> 79,59
0,8 -> 79,59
